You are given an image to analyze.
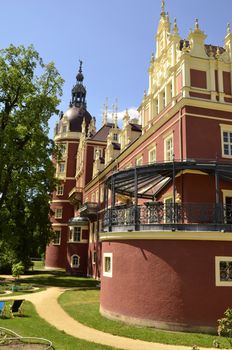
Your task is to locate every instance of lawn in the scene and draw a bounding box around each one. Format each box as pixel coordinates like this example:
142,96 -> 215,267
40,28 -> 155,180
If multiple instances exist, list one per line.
59,289 -> 232,349
23,271 -> 98,288
0,300 -> 116,350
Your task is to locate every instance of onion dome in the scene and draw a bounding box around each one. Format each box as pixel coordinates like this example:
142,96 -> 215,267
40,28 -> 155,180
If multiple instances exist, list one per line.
63,60 -> 93,132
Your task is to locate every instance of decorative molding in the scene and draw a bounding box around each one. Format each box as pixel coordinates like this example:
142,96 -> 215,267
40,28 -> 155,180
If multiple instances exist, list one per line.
100,230 -> 232,242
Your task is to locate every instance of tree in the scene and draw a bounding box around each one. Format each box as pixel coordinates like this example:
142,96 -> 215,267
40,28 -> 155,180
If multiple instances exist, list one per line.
0,44 -> 63,271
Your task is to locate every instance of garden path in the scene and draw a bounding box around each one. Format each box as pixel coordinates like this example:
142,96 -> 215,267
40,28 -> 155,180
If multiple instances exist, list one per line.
0,287 -> 217,350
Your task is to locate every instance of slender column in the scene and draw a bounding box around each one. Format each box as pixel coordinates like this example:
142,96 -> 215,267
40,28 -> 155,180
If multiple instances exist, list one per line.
134,168 -> 139,230
215,162 -> 220,223
111,176 -> 115,208
172,155 -> 176,224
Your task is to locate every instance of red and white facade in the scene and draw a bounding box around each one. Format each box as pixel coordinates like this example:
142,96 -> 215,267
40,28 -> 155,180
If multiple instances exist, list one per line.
46,3 -> 232,332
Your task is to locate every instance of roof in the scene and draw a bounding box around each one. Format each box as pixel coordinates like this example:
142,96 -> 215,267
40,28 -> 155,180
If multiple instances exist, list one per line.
91,123 -> 115,142
106,160 -> 232,199
130,123 -> 142,132
179,40 -> 225,57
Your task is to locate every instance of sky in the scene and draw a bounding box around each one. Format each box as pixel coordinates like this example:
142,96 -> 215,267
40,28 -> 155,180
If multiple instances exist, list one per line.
0,0 -> 231,138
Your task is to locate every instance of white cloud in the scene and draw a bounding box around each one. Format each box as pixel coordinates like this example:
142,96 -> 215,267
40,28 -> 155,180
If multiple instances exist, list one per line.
107,107 -> 140,125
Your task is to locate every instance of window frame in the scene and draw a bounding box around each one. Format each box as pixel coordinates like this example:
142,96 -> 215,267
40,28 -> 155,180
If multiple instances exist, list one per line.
215,256 -> 232,286
58,162 -> 65,174
148,146 -> 156,164
220,124 -> 232,158
136,156 -> 143,166
164,133 -> 174,162
55,208 -> 63,219
103,252 -> 113,278
56,184 -> 64,196
59,143 -> 67,157
93,250 -> 97,264
71,254 -> 80,268
53,230 -> 61,245
69,226 -> 82,242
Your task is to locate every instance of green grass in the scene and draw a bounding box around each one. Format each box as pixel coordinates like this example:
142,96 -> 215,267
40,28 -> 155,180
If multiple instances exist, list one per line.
22,271 -> 98,288
59,289 -> 232,349
0,300 -> 116,350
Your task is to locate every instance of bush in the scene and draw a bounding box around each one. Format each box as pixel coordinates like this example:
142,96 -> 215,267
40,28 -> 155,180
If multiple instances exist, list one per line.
12,262 -> 24,280
218,308 -> 232,346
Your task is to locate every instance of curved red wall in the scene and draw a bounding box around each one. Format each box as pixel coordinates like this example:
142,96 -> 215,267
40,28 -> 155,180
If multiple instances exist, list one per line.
100,239 -> 232,332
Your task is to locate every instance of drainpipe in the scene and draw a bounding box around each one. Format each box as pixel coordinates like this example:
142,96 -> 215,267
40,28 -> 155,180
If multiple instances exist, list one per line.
134,167 -> 139,230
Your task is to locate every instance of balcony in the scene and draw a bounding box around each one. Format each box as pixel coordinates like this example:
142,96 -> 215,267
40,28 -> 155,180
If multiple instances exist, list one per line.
102,203 -> 232,232
68,187 -> 83,206
80,202 -> 99,218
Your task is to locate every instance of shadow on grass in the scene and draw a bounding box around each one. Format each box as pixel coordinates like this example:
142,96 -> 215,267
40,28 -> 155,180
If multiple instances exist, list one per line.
21,271 -> 98,288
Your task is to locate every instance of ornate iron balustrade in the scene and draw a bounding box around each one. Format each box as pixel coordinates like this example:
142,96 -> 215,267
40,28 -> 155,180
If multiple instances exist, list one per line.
103,203 -> 232,231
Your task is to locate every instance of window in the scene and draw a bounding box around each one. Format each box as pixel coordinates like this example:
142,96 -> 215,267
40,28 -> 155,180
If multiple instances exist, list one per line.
154,98 -> 158,115
220,124 -> 232,158
73,227 -> 81,242
164,134 -> 173,161
223,131 -> 232,156
113,133 -> 118,141
93,250 -> 97,264
69,227 -> 81,242
149,147 -> 156,163
103,253 -> 113,277
136,156 -> 143,166
222,190 -> 232,224
170,82 -> 173,98
91,192 -> 95,202
94,148 -> 103,159
100,185 -> 104,203
58,162 -> 65,173
71,255 -> 80,268
163,91 -> 166,108
215,257 -> 232,286
57,185 -> 64,196
96,190 -> 99,203
55,208 -> 63,219
60,143 -> 66,156
53,230 -> 61,245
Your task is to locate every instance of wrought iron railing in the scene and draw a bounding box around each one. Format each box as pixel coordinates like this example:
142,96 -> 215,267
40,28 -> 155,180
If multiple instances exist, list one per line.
103,203 -> 232,230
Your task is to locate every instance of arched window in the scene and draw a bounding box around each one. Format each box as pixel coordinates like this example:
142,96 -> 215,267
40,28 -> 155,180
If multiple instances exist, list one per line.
71,255 -> 80,268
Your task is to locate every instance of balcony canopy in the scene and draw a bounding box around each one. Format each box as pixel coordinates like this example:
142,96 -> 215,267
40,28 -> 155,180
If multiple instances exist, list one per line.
105,160 -> 232,200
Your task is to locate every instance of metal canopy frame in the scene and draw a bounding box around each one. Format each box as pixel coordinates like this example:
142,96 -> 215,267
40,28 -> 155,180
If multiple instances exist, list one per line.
105,160 -> 232,201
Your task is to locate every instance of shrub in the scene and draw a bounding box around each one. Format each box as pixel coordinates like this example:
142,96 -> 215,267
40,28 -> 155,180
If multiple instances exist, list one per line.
12,262 -> 25,280
218,308 -> 232,346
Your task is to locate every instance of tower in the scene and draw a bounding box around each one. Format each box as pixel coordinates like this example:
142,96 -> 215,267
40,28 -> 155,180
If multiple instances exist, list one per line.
45,62 -> 93,274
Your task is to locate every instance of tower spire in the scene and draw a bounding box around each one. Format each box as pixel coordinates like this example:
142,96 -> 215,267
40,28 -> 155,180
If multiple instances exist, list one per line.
161,0 -> 165,17
71,60 -> 87,109
102,97 -> 108,126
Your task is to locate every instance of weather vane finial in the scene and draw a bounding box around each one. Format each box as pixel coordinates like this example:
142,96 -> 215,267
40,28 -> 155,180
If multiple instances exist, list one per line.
79,59 -> 83,73
161,0 -> 165,16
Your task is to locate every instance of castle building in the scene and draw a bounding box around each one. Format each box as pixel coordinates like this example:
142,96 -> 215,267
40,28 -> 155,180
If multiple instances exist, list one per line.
46,1 -> 232,332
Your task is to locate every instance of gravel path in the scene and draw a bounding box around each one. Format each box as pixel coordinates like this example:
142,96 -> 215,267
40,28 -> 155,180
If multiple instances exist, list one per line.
0,287 -> 216,350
